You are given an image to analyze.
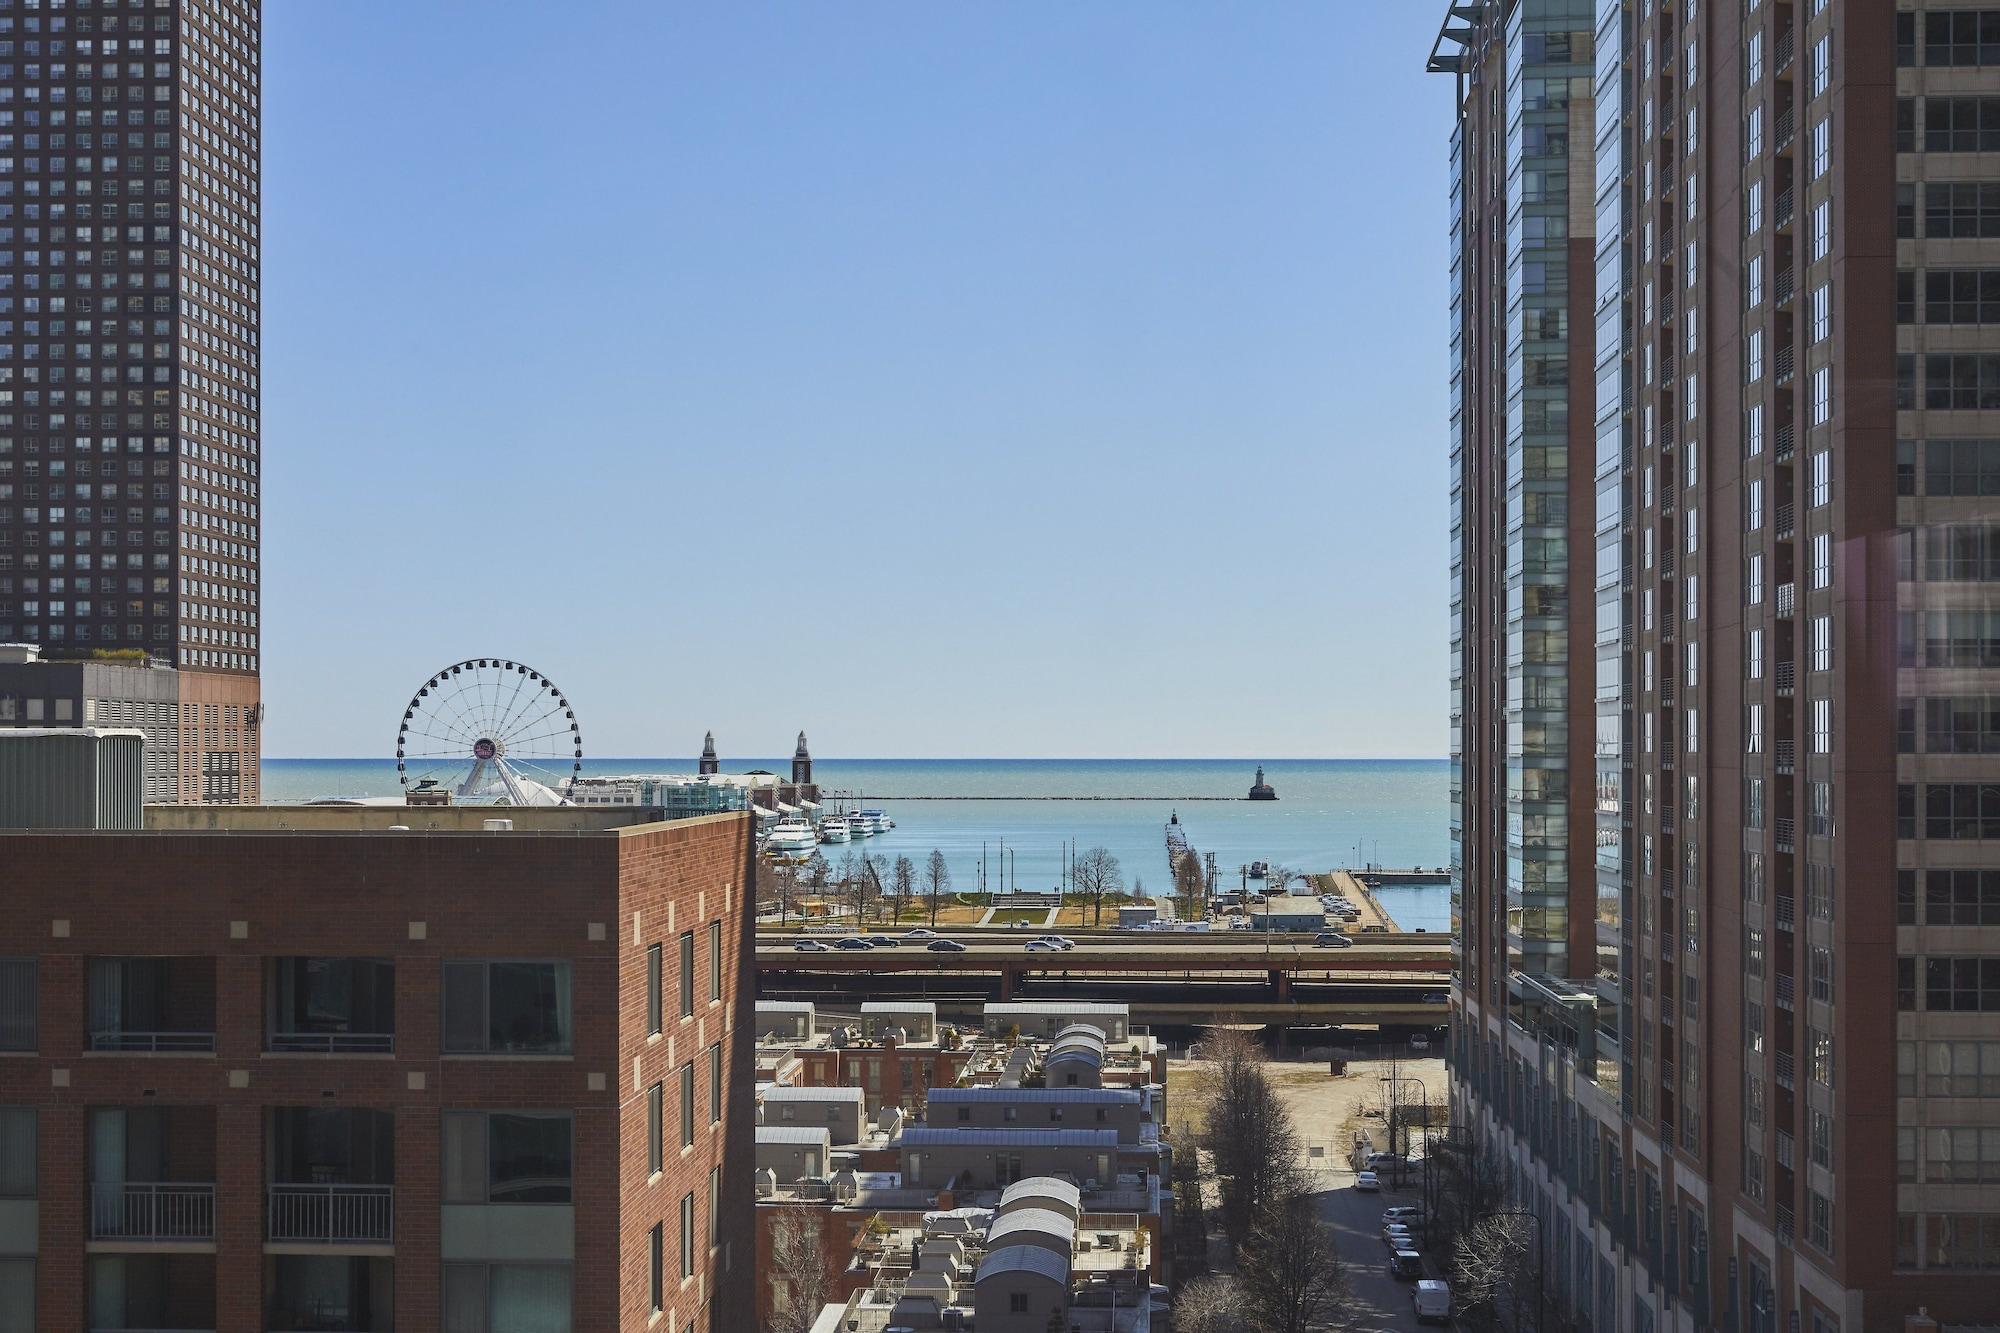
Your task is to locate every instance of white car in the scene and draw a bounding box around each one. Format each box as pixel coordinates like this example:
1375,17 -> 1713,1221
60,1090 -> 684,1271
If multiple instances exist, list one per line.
1024,939 -> 1062,952
902,928 -> 940,940
1035,935 -> 1076,950
1382,1206 -> 1426,1224
1413,1279 -> 1453,1324
792,939 -> 831,952
1353,1171 -> 1381,1192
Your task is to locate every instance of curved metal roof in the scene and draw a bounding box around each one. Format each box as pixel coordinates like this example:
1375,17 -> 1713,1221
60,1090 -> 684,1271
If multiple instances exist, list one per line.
999,1176 -> 1083,1211
988,1208 -> 1076,1245
975,1243 -> 1071,1286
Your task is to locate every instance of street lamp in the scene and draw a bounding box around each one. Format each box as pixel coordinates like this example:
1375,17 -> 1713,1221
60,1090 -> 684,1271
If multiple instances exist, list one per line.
1379,1074 -> 1427,1161
1475,1208 -> 1545,1333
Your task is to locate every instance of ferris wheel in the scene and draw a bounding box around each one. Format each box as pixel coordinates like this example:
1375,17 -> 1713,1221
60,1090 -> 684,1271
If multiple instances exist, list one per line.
395,658 -> 583,805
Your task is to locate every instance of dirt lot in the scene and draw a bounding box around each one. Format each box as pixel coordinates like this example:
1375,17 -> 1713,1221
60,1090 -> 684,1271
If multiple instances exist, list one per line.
1166,1050 -> 1448,1169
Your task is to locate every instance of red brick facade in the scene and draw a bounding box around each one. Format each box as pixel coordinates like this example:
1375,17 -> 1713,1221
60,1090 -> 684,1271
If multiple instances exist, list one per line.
0,810 -> 756,1332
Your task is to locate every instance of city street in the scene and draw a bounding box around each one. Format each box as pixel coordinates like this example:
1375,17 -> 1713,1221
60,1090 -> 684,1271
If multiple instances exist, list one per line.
1311,1161 -> 1448,1332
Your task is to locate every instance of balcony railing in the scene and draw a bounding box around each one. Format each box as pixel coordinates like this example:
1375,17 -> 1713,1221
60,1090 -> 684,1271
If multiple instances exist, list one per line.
1776,974 -> 1796,1011
1774,29 -> 1796,74
267,1031 -> 395,1056
90,1181 -> 216,1241
89,1031 -> 216,1054
1776,1129 -> 1796,1170
1776,896 -> 1797,933
1775,582 -> 1797,619
1775,661 -> 1796,695
1774,344 -> 1796,384
1775,108 -> 1796,151
1776,818 -> 1797,853
1775,269 -> 1796,308
1776,1051 -> 1797,1090
1776,740 -> 1796,775
267,1183 -> 394,1245
1775,188 -> 1795,230
1776,421 -> 1796,461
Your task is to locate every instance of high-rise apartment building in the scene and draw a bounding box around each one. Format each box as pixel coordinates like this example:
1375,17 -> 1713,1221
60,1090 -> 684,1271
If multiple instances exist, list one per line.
0,0 -> 261,800
1434,2 -> 2000,1329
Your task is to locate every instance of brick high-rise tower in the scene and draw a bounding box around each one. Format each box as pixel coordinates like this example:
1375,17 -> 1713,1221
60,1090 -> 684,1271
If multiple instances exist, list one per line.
0,0 -> 261,802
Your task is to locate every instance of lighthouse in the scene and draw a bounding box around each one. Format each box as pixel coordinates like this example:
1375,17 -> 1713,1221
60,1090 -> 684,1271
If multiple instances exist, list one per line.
1248,766 -> 1278,800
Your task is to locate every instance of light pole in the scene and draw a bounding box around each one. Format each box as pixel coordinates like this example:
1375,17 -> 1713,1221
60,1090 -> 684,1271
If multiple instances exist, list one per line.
1476,1208 -> 1545,1333
1379,1074 -> 1426,1163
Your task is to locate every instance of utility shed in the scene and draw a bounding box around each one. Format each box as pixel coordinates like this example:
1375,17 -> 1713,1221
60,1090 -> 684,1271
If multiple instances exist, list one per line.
0,728 -> 143,829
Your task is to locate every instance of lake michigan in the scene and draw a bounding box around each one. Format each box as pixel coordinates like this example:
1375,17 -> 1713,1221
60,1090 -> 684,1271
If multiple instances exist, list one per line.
260,757 -> 1453,931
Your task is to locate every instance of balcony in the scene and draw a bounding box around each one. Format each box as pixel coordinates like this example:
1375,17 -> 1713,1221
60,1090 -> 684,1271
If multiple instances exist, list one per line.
1775,582 -> 1797,619
88,958 -> 215,1054
1776,1051 -> 1797,1090
1775,661 -> 1796,696
90,1182 -> 215,1243
267,1108 -> 395,1245
1774,28 -> 1796,74
1774,188 -> 1796,230
1775,107 -> 1796,151
1776,896 -> 1797,934
1776,740 -> 1796,775
1775,269 -> 1796,309
267,958 -> 395,1056
1776,818 -> 1796,853
1774,344 -> 1796,385
88,1253 -> 216,1332
1776,421 -> 1796,461
265,1255 -> 394,1332
1776,974 -> 1796,1012
1776,1129 -> 1796,1171
267,1185 -> 394,1246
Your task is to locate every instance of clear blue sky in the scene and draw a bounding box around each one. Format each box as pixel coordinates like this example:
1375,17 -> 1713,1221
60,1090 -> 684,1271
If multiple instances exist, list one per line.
261,3 -> 1453,759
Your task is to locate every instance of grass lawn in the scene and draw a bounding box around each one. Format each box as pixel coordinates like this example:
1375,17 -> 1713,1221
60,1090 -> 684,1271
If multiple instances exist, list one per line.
986,908 -> 1050,924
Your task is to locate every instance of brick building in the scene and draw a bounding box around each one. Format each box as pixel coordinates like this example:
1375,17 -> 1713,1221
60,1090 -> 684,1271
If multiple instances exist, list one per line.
0,806 -> 756,1331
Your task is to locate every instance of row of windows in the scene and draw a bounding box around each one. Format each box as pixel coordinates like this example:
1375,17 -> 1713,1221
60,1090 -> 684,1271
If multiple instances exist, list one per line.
1895,354 -> 2000,412
1896,96 -> 2000,153
644,921 -> 724,1035
1897,270 -> 2000,326
1896,11 -> 2000,68
644,1044 -> 725,1174
1895,1213 -> 2000,1271
1897,868 -> 2000,925
1905,440 -> 2000,497
1896,182 -> 2000,240
1898,1127 -> 2000,1182
1896,956 -> 2000,1012
1897,783 -> 2000,841
1898,1040 -> 2000,1097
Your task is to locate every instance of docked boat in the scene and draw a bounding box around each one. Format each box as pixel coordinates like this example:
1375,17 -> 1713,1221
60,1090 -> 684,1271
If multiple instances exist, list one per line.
764,818 -> 819,862
846,810 -> 878,837
817,816 -> 853,844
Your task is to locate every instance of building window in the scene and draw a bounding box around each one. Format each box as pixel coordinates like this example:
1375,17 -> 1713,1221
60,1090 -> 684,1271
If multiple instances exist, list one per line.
1810,118 -> 1831,177
709,1165 -> 722,1246
0,1109 -> 32,1199
647,944 -> 663,1037
679,931 -> 694,1018
1811,366 -> 1833,424
1924,869 -> 2000,924
708,920 -> 722,1002
443,1111 -> 574,1204
710,1043 -> 723,1125
1812,532 -> 1833,590
1810,450 -> 1831,507
1812,698 -> 1833,754
1926,98 -> 2000,153
681,1061 -> 695,1149
1924,957 -> 2000,1011
648,1083 -> 664,1175
649,1223 -> 664,1314
1926,440 -> 2000,495
442,1262 -> 573,1332
1923,270 -> 2000,324
1811,36 -> 1831,98
1925,354 -> 2000,409
681,1190 -> 696,1280
0,959 -> 31,1052
1925,11 -> 2000,67
442,961 -> 572,1055
1810,284 -> 1831,343
1925,183 -> 2000,239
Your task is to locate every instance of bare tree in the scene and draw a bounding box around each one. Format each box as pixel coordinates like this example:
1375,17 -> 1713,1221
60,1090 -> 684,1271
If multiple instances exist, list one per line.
1238,1190 -> 1354,1333
923,849 -> 951,927
1071,845 -> 1125,925
1173,1274 -> 1249,1333
1451,1212 -> 1538,1333
862,853 -> 889,923
1174,850 -> 1207,919
834,851 -> 860,923
890,855 -> 916,925
766,1205 -> 830,1333
767,859 -> 800,927
804,853 -> 831,921
1198,1030 -> 1299,1246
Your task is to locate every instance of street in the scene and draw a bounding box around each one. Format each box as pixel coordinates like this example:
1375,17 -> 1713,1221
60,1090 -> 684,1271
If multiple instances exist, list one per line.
1311,1160 -> 1447,1332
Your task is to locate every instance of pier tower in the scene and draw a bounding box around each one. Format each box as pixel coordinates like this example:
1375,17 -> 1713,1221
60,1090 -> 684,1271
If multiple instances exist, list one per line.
792,731 -> 813,785
700,730 -> 720,776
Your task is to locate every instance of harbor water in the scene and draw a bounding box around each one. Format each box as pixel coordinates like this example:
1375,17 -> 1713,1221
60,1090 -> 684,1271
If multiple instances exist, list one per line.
261,757 -> 1451,928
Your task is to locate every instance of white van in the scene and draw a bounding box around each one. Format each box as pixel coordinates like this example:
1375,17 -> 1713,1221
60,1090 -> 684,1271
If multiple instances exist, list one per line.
1413,1278 -> 1453,1324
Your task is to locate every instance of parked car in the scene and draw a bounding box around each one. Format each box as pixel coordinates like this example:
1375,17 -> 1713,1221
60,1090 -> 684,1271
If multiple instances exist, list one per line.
903,928 -> 940,940
1389,1249 -> 1424,1281
1353,1171 -> 1380,1192
1409,1035 -> 1430,1051
1413,1279 -> 1453,1324
867,935 -> 899,948
792,939 -> 830,952
834,937 -> 874,950
1314,932 -> 1354,948
927,939 -> 968,952
1382,1206 -> 1426,1225
1365,1152 -> 1410,1171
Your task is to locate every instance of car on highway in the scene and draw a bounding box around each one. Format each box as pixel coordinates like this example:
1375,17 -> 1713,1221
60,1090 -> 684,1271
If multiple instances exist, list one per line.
1024,939 -> 1062,952
902,928 -> 941,940
792,939 -> 831,952
1409,1035 -> 1430,1050
1422,991 -> 1448,1003
1313,932 -> 1354,948
1353,1171 -> 1380,1192
1389,1249 -> 1424,1281
833,937 -> 874,950
926,939 -> 968,952
1413,1278 -> 1454,1324
1034,935 -> 1076,950
866,935 -> 899,948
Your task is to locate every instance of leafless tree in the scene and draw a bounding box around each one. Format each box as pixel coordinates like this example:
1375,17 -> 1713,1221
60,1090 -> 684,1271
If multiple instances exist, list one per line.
766,1205 -> 830,1333
1174,850 -> 1207,919
804,853 -> 831,920
1072,845 -> 1125,925
1451,1212 -> 1538,1333
766,859 -> 799,927
890,855 -> 916,924
1173,1274 -> 1249,1333
861,853 -> 889,923
1198,1030 -> 1298,1246
923,849 -> 951,927
1238,1189 -> 1355,1333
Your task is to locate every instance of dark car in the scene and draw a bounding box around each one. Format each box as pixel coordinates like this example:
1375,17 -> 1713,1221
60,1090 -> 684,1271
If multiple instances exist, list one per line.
867,935 -> 899,948
833,937 -> 873,950
927,939 -> 968,952
1389,1249 -> 1424,1281
1314,932 -> 1354,948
